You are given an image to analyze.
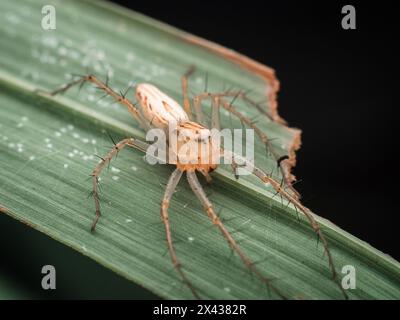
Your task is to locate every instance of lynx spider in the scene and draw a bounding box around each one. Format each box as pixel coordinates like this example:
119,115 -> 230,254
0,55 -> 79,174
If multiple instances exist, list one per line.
47,66 -> 347,299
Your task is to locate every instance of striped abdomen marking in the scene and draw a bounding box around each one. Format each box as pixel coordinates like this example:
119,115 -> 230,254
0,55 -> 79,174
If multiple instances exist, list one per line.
136,83 -> 189,129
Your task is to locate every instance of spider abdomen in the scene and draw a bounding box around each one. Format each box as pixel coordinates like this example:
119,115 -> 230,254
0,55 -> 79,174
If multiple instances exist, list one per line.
136,83 -> 189,129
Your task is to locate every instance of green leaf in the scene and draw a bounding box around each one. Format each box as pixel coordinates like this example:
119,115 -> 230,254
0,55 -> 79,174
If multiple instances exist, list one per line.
0,0 -> 399,299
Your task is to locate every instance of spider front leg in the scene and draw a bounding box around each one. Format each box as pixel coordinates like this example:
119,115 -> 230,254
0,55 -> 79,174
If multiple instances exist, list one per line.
192,93 -> 210,125
186,170 -> 287,299
180,66 -> 210,125
90,138 -> 133,231
181,65 -> 272,123
211,96 -> 221,130
90,136 -> 161,231
181,66 -> 195,118
217,95 -> 301,200
45,74 -> 150,131
181,65 -> 299,198
161,168 -> 201,299
214,90 -> 273,121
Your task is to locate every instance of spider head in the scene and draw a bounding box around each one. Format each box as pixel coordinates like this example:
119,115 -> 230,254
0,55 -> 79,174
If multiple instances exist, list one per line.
173,122 -> 219,172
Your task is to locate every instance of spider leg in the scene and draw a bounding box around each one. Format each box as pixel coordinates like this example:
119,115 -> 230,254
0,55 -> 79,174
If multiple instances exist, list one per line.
193,93 -> 209,125
211,96 -> 221,130
45,74 -> 150,130
217,96 -> 301,200
191,89 -> 300,199
192,89 -> 273,126
182,68 -> 272,122
186,170 -> 287,299
223,150 -> 349,299
215,90 -> 273,121
126,138 -> 151,153
229,154 -> 242,180
90,138 -> 134,231
161,168 -> 201,299
181,65 -> 195,119
180,65 -> 208,125
193,95 -> 221,184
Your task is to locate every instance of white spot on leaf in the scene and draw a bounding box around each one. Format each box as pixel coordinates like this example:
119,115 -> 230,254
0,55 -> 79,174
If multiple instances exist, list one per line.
111,166 -> 121,173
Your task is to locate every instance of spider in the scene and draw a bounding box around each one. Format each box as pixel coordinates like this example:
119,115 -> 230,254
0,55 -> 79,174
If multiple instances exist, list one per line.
46,66 -> 347,299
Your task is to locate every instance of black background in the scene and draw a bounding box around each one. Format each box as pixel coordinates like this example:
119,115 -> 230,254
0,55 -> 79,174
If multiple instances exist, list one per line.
110,0 -> 398,259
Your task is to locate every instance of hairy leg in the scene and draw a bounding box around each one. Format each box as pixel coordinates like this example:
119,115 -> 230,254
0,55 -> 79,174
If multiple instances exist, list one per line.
211,96 -> 221,130
90,138 -> 134,231
217,95 -> 300,199
223,150 -> 348,299
187,85 -> 300,199
181,66 -> 195,119
181,66 -> 299,198
193,93 -> 209,125
182,66 -> 273,121
45,74 -> 150,130
187,170 -> 287,299
161,168 -> 201,299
